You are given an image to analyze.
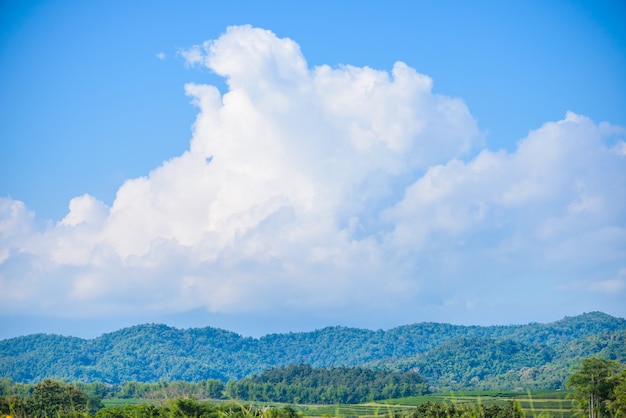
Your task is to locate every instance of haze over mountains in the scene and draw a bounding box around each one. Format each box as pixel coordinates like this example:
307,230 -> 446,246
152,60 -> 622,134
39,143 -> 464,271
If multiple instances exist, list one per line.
1,312 -> 624,392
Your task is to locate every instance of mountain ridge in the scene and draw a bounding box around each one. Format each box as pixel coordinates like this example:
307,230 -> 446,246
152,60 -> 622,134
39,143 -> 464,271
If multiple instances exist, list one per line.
1,311 -> 624,391
5,310 -> 622,342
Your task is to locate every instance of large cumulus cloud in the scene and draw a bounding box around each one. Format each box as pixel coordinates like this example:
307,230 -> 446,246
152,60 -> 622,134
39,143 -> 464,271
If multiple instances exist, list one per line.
1,26 -> 624,328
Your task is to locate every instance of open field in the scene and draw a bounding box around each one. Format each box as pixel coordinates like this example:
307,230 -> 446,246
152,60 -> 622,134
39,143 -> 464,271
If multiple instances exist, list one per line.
100,391 -> 580,417
101,398 -> 157,407
295,391 -> 579,417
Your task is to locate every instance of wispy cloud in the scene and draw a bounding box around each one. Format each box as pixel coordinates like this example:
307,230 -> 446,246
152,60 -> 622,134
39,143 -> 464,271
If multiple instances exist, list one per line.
1,26 -> 625,330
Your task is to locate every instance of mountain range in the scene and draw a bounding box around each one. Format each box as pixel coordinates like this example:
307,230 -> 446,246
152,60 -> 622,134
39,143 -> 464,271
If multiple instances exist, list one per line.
1,311 -> 624,391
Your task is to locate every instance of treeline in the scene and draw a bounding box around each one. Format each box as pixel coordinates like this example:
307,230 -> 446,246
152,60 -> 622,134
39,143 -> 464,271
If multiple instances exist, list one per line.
0,379 -> 524,418
225,364 -> 428,404
0,379 -> 300,418
101,380 -> 225,400
0,365 -> 428,405
0,379 -> 103,417
0,377 -> 226,401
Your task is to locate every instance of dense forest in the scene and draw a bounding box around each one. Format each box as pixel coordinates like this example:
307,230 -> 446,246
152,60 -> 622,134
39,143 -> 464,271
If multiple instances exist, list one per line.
225,364 -> 428,404
1,312 -> 625,392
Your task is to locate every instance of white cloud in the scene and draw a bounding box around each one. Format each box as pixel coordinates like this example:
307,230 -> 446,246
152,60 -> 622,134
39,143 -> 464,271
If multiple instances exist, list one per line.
156,52 -> 166,60
1,26 -> 625,328
385,111 -> 626,255
59,194 -> 108,227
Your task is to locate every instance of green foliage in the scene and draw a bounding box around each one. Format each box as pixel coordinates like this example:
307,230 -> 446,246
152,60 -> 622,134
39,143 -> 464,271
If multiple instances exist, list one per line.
94,400 -> 302,418
0,379 -> 100,418
1,312 -> 625,393
0,394 -> 28,417
567,357 -> 625,418
383,337 -> 555,390
115,379 -> 225,400
0,379 -> 227,405
29,379 -> 89,417
607,369 -> 626,417
225,364 -> 428,404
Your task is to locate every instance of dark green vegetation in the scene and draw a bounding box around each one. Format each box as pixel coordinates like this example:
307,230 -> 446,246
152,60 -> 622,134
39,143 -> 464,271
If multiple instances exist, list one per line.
0,379 -> 102,417
566,357 -> 626,418
225,364 -> 428,403
1,312 -> 625,393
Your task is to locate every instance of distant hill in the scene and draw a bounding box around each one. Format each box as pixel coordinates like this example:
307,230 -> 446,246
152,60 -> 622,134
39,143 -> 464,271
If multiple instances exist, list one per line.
1,311 -> 624,391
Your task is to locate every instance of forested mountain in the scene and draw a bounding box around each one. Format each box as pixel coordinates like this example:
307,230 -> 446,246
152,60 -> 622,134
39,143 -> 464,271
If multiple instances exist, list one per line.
1,312 -> 624,391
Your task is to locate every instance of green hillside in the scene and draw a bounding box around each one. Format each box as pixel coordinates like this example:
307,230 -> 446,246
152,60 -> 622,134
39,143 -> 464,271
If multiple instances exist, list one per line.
1,312 -> 624,391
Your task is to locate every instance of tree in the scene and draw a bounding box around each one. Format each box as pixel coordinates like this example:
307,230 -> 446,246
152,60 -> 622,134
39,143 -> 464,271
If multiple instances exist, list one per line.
607,369 -> 626,418
26,379 -> 89,418
205,379 -> 225,399
567,357 -> 623,418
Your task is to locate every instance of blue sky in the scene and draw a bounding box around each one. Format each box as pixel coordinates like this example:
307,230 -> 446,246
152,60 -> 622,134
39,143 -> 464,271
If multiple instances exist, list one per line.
0,0 -> 625,339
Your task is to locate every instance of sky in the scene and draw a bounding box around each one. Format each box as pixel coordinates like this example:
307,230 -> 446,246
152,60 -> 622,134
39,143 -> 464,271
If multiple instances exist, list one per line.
1,0 -> 625,340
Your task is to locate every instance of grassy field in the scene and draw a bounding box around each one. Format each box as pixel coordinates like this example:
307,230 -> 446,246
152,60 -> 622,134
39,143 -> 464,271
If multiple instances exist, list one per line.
295,391 -> 579,417
101,391 -> 581,417
102,398 -> 157,407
